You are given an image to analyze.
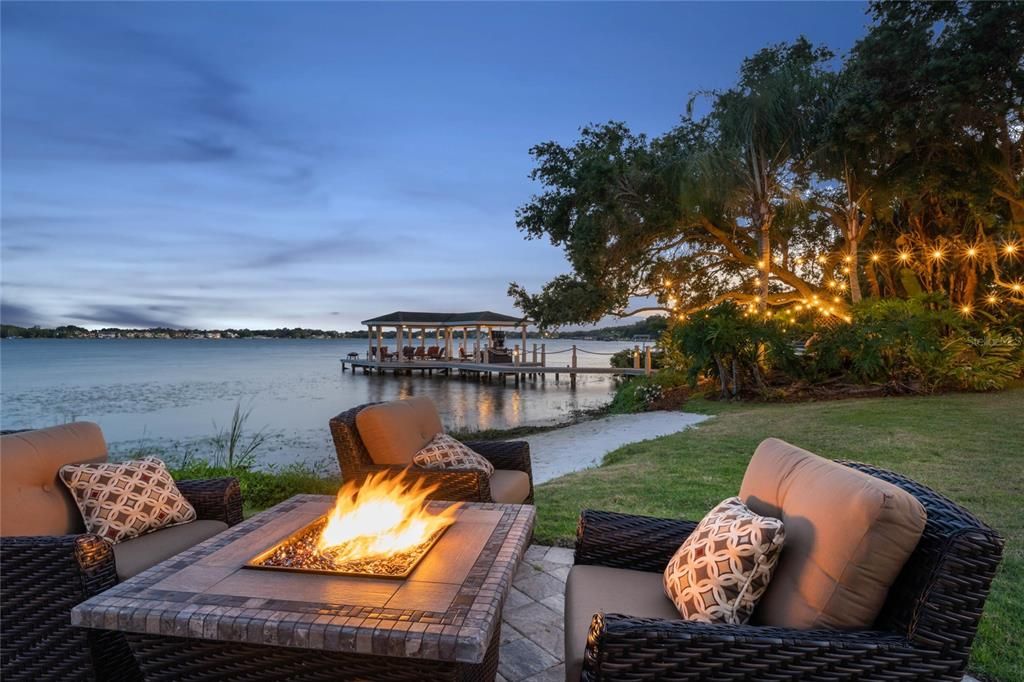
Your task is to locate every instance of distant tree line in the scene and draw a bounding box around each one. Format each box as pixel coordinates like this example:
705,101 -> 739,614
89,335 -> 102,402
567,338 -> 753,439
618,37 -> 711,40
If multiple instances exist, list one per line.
553,315 -> 668,340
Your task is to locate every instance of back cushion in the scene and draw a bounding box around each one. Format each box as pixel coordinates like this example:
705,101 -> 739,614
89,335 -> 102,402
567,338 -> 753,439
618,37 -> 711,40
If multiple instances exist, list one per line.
356,397 -> 443,465
1,422 -> 109,536
739,438 -> 927,630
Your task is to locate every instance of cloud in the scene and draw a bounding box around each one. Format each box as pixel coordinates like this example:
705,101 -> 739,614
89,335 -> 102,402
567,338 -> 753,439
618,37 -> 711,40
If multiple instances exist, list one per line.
70,305 -> 186,329
1,300 -> 43,327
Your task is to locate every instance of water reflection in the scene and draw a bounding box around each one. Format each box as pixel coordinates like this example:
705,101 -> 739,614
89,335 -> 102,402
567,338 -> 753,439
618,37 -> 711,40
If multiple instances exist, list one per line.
1,338 -> 636,466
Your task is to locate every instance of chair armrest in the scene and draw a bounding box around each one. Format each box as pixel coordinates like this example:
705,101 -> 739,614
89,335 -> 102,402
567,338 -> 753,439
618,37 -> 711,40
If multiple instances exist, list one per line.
575,510 -> 697,572
0,534 -> 119,679
463,440 -> 532,475
584,614 -> 923,681
176,477 -> 243,526
354,464 -> 491,503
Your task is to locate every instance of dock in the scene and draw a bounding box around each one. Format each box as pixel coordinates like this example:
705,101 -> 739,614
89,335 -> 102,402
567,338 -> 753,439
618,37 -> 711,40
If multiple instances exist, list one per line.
340,357 -> 648,387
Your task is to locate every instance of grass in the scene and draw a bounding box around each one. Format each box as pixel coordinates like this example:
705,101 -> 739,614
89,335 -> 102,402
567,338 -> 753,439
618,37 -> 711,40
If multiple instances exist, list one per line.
534,389 -> 1024,681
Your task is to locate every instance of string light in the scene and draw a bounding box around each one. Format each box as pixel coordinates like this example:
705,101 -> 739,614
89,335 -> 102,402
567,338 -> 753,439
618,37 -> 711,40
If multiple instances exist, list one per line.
842,266 -> 850,274
757,259 -> 766,269
985,294 -> 999,306
843,255 -> 852,264
817,255 -> 827,264
930,248 -> 945,261
898,250 -> 912,263
959,304 -> 973,317
1003,241 -> 1020,257
870,253 -> 881,263
964,245 -> 979,259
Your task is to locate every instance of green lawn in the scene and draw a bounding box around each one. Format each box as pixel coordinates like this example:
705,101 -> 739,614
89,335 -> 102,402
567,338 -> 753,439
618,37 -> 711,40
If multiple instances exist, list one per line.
534,389 -> 1024,681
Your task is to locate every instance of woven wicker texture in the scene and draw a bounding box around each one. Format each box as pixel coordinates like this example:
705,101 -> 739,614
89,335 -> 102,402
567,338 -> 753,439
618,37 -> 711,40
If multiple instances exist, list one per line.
0,476 -> 242,681
331,403 -> 534,503
125,625 -> 501,681
574,461 -> 1004,681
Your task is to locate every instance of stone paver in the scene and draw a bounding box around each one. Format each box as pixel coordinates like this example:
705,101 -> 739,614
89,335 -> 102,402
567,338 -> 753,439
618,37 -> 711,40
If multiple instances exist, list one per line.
503,545 -> 570,681
504,544 -> 977,682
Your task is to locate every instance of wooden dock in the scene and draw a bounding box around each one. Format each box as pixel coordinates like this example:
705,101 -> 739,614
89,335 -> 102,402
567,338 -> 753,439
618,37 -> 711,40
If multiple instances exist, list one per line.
340,358 -> 648,387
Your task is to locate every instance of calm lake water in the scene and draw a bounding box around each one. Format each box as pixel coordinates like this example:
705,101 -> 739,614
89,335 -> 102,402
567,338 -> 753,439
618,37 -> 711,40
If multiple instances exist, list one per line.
0,338 -> 636,469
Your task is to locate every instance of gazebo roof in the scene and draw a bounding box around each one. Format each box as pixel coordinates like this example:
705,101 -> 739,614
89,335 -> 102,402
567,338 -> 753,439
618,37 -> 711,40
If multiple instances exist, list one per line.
361,311 -> 527,327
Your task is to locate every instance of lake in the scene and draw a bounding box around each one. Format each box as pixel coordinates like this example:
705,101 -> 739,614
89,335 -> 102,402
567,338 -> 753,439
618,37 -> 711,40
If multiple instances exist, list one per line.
0,338 -> 638,468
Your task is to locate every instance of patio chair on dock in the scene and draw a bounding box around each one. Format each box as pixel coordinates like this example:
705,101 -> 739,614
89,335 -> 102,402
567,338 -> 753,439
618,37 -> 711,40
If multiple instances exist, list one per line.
330,397 -> 533,504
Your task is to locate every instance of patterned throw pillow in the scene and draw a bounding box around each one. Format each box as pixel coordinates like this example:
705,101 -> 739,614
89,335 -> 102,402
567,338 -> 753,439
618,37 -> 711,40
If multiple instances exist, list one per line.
413,434 -> 495,476
59,457 -> 197,544
663,497 -> 785,624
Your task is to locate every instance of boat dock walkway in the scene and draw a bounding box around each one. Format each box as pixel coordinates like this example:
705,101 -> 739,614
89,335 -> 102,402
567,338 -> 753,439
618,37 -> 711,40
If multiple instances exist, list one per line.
341,345 -> 652,387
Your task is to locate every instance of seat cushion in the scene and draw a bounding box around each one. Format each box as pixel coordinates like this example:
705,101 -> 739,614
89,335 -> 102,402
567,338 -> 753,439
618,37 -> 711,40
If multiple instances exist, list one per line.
1,422 -> 108,536
488,469 -> 530,504
739,438 -> 927,630
112,520 -> 228,580
565,565 -> 680,682
356,398 -> 443,465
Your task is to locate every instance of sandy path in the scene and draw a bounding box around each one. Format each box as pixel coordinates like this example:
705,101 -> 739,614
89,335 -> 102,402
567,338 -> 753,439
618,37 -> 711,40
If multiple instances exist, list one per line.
524,411 -> 709,484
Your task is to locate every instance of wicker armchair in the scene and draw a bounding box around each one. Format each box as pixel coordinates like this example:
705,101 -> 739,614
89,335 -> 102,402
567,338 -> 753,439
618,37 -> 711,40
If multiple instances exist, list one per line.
570,461 -> 1004,681
0,425 -> 244,682
330,401 -> 534,503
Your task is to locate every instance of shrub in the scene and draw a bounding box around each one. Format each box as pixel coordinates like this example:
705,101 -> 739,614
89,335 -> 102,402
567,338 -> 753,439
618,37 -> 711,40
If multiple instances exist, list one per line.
671,301 -> 796,399
610,368 -> 691,413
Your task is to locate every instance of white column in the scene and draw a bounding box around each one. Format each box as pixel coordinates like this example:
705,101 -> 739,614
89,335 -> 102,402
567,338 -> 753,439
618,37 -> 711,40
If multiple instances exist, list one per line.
397,325 -> 404,361
521,324 -> 527,359
475,325 -> 481,361
367,327 -> 373,358
377,326 -> 383,360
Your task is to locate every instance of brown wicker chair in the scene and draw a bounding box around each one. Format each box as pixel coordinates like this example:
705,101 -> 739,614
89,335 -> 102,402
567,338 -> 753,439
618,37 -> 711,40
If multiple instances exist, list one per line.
569,460 -> 1003,681
0,424 -> 244,682
330,401 -> 534,504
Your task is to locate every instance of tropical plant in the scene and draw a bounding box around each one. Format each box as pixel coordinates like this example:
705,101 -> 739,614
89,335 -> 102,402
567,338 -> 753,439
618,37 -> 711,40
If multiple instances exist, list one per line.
672,301 -> 796,398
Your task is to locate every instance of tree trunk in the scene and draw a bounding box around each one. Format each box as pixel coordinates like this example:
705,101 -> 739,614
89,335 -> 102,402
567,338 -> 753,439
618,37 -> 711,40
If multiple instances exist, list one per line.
731,358 -> 740,398
848,237 -> 862,304
865,260 -> 881,298
758,208 -> 771,313
714,354 -> 728,398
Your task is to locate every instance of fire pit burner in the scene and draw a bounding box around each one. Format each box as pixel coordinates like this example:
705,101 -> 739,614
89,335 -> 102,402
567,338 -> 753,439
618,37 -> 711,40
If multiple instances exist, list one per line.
246,516 -> 449,578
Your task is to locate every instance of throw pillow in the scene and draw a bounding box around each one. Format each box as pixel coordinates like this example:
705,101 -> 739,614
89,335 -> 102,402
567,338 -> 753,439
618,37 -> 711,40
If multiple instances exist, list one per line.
663,496 -> 785,624
59,456 -> 197,543
413,433 -> 495,476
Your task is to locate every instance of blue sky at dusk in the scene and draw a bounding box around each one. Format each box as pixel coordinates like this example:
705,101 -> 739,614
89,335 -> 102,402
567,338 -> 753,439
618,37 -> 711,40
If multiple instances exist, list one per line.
2,1 -> 870,330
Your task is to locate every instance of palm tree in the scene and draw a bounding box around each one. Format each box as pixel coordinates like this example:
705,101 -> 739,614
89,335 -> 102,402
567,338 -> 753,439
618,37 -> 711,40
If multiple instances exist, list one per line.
689,39 -> 830,311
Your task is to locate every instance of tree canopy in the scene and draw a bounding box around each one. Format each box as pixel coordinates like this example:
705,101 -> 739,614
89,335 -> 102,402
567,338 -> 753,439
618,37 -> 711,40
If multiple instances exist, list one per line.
510,1 -> 1024,328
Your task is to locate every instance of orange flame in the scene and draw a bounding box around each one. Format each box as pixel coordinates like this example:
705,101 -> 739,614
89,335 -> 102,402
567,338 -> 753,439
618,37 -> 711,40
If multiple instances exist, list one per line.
317,470 -> 458,564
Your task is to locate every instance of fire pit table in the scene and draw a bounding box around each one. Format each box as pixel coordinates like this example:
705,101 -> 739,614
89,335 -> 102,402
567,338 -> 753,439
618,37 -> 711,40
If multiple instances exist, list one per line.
72,494 -> 535,681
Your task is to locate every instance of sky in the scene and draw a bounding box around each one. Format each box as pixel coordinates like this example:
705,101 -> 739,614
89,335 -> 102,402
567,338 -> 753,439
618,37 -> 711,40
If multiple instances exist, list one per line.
2,1 -> 870,331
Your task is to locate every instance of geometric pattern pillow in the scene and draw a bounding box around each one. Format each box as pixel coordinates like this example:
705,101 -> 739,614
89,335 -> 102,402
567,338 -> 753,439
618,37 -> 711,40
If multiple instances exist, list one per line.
412,434 -> 495,476
58,457 -> 197,544
663,496 -> 785,624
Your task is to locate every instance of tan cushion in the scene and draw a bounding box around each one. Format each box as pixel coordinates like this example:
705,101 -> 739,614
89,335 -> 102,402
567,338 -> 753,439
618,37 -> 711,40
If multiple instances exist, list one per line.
59,457 -> 197,543
356,398 -> 443,465
663,497 -> 785,624
740,438 -> 927,629
0,422 -> 108,536
488,470 -> 530,504
413,434 -> 495,475
565,565 -> 679,682
112,520 -> 228,579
